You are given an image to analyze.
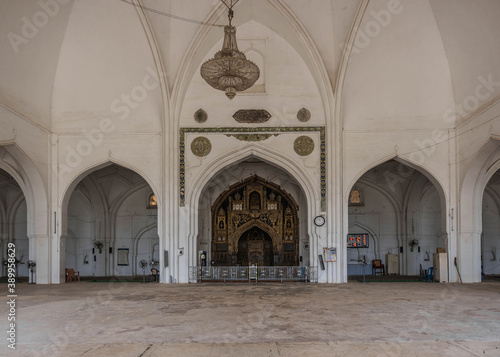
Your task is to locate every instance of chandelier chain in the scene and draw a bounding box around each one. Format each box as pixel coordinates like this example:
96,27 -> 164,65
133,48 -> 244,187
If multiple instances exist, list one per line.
120,0 -> 224,27
220,0 -> 240,10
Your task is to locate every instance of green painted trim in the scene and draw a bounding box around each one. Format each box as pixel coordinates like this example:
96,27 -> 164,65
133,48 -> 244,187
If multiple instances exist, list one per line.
180,127 -> 326,210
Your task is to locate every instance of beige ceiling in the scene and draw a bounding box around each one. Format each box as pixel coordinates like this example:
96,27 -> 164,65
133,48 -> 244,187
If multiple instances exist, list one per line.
0,0 -> 499,131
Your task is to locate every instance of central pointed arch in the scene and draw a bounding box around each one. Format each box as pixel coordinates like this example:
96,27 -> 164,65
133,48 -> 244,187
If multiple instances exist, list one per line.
187,145 -> 319,273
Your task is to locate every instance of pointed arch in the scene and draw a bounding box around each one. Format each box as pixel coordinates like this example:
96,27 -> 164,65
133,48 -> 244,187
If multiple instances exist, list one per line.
188,145 -> 317,211
460,137 -> 500,282
0,144 -> 48,236
60,159 -> 160,209
172,0 -> 334,123
59,159 -> 161,282
345,156 -> 449,277
461,137 -> 500,235
346,155 -> 448,204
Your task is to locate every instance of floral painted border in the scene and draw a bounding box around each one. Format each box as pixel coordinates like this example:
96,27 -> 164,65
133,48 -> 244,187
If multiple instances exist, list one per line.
180,127 -> 326,210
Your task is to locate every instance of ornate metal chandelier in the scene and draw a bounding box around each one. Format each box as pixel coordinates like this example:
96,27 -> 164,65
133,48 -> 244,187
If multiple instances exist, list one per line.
200,0 -> 260,99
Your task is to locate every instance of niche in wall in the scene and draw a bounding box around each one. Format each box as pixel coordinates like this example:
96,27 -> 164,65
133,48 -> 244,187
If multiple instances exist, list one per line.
117,248 -> 129,266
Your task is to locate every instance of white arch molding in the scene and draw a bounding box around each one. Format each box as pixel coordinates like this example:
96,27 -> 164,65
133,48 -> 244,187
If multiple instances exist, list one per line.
0,144 -> 49,283
344,155 -> 451,280
57,159 -> 162,283
460,137 -> 500,282
182,145 -> 329,282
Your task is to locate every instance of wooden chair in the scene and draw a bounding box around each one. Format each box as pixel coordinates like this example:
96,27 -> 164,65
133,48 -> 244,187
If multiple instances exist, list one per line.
66,268 -> 80,282
372,259 -> 385,276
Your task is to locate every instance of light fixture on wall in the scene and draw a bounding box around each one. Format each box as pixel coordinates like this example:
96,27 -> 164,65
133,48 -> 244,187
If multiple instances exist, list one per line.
148,193 -> 157,209
409,239 -> 419,252
93,241 -> 103,254
200,0 -> 260,99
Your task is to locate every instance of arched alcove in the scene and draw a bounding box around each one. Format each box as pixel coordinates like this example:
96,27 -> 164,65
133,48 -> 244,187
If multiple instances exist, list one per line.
481,170 -> 500,277
460,138 -> 500,282
347,159 -> 447,278
0,169 -> 29,278
62,163 -> 160,280
0,144 -> 48,283
196,156 -> 309,271
209,175 -> 299,267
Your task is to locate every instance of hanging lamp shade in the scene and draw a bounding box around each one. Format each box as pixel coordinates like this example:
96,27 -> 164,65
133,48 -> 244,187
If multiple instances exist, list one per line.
200,11 -> 260,99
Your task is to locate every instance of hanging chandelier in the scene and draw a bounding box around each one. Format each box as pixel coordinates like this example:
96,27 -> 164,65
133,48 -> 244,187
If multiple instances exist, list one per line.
200,0 -> 260,99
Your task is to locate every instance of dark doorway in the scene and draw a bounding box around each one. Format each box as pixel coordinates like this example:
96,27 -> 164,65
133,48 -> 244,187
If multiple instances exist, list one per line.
237,227 -> 274,266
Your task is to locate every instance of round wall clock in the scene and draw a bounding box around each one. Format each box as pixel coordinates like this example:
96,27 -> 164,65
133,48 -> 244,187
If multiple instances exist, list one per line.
314,215 -> 325,227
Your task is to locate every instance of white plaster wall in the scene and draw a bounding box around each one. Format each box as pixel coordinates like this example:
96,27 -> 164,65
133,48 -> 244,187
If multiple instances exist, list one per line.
429,0 -> 500,125
52,0 -> 162,134
181,20 -> 325,127
348,188 -> 398,275
114,187 -> 159,276
56,134 -> 162,204
66,193 -> 93,276
457,102 -> 500,184
417,188 -> 443,273
343,0 -> 455,131
0,0 -> 74,130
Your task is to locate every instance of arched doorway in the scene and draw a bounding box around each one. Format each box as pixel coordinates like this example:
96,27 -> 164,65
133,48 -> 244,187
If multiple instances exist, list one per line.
208,175 -> 300,267
0,169 -> 29,279
482,169 -> 500,277
347,159 -> 447,278
64,164 -> 159,279
237,227 -> 274,266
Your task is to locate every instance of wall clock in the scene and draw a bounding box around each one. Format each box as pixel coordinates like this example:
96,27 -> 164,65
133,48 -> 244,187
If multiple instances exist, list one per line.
314,215 -> 325,227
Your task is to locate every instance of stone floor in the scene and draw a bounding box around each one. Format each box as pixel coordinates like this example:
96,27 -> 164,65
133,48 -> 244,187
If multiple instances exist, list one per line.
2,280 -> 500,356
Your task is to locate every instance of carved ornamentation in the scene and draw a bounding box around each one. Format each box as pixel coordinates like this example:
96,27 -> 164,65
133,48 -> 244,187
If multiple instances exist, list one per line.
233,109 -> 271,123
194,109 -> 208,123
297,107 -> 311,122
191,137 -> 212,157
226,133 -> 278,141
179,127 -> 326,210
294,136 -> 315,156
211,176 -> 299,266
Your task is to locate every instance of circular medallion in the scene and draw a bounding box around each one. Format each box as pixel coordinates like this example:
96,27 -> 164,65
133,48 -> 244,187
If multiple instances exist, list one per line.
297,107 -> 311,122
191,136 -> 212,157
314,215 -> 325,227
294,136 -> 314,156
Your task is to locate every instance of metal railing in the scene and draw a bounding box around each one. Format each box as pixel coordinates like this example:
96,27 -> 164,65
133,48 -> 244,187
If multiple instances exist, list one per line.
189,266 -> 317,283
